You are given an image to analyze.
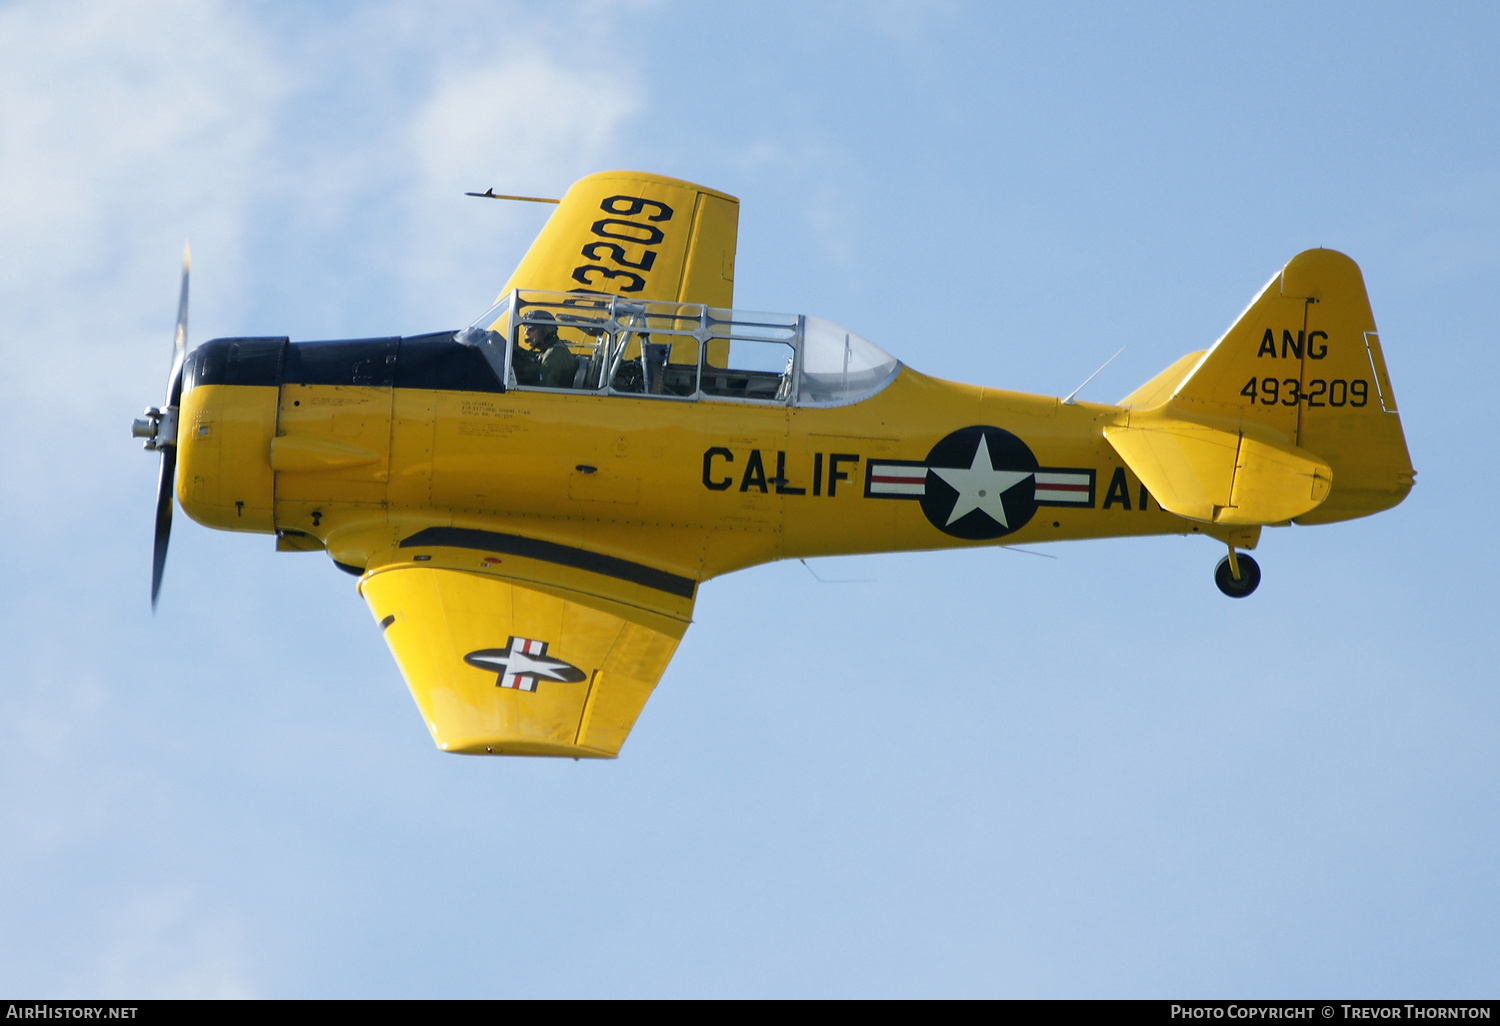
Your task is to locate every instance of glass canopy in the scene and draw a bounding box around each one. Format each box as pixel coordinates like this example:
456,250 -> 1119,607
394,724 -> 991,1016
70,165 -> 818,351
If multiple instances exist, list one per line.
458,290 -> 900,407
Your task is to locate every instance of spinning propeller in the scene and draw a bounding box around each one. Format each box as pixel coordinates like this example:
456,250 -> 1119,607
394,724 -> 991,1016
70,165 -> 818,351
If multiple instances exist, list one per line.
130,243 -> 190,609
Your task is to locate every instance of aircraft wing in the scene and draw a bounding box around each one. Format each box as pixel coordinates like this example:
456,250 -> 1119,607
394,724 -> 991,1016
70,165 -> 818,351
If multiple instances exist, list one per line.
360,548 -> 693,758
494,171 -> 739,307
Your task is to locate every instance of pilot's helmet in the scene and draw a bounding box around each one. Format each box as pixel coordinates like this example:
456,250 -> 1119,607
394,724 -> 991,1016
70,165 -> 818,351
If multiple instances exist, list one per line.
519,310 -> 561,346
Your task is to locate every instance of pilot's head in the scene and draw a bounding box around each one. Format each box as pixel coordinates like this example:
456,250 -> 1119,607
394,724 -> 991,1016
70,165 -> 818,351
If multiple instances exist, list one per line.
523,310 -> 560,349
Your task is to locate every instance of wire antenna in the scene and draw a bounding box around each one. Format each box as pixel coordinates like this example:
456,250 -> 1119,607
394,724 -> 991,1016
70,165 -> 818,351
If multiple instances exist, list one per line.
465,188 -> 561,204
998,545 -> 1057,560
800,559 -> 873,584
1062,346 -> 1126,405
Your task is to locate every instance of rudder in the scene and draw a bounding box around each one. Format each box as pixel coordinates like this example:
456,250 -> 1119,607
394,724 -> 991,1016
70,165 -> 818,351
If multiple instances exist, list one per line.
1116,249 -> 1413,525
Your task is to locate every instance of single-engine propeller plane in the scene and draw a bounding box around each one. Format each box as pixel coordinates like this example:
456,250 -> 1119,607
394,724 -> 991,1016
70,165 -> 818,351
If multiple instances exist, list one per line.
132,171 -> 1415,758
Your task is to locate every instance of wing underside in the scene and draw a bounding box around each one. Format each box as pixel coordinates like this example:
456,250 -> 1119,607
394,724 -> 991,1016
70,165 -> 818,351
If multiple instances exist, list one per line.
362,564 -> 690,757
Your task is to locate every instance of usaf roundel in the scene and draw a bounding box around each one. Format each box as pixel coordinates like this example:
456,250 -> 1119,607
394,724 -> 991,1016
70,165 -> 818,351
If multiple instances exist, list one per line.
464,637 -> 587,692
864,426 -> 1096,540
919,426 -> 1039,539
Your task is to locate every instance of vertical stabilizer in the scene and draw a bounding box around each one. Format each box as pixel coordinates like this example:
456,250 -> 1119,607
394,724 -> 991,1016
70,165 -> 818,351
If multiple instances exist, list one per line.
1108,250 -> 1414,526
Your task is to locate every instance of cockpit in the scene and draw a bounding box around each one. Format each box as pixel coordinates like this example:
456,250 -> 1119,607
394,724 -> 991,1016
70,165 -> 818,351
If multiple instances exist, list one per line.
455,290 -> 901,407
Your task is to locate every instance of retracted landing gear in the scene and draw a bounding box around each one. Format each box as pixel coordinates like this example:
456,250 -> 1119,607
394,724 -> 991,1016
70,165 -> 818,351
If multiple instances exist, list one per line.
1214,546 -> 1260,598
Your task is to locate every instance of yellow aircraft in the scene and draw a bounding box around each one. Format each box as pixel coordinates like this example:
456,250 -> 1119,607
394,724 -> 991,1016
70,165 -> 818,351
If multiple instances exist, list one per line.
132,171 -> 1415,759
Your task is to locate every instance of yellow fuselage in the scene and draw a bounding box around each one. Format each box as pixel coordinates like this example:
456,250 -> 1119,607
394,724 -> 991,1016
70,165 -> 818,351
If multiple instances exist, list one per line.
177,346 -> 1230,612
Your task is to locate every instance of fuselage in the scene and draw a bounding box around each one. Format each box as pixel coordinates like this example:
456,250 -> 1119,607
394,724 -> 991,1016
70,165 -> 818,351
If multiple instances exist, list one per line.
177,329 -> 1227,605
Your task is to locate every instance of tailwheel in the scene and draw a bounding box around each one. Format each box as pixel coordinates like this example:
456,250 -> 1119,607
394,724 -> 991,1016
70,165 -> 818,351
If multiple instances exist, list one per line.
1214,552 -> 1260,598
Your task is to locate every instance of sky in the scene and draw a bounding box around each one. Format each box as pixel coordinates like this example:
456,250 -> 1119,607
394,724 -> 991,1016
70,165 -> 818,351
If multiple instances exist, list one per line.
1,0 -> 1497,998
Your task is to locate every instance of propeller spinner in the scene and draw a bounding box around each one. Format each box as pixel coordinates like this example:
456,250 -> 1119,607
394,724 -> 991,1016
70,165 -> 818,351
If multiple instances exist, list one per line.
131,243 -> 190,609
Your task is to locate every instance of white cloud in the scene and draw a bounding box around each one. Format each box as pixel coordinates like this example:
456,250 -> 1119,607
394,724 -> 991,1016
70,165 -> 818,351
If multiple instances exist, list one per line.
414,54 -> 637,197
0,0 -> 644,526
0,0 -> 283,525
0,0 -> 282,336
400,49 -> 642,320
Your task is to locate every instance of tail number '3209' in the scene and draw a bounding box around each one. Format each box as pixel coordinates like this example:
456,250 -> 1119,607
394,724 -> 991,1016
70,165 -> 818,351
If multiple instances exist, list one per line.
570,196 -> 674,294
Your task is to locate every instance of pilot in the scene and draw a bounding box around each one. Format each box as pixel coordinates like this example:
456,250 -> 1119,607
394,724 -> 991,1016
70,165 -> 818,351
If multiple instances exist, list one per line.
514,310 -> 579,388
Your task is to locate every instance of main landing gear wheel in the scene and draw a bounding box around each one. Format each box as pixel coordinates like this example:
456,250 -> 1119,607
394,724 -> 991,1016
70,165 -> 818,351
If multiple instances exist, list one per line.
1214,553 -> 1260,598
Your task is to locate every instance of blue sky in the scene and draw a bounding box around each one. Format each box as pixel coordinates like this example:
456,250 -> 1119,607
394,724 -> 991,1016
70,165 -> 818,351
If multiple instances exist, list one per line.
1,0 -> 1496,997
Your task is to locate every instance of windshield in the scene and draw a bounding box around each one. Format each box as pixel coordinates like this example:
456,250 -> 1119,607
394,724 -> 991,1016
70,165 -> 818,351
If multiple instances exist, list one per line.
797,316 -> 900,406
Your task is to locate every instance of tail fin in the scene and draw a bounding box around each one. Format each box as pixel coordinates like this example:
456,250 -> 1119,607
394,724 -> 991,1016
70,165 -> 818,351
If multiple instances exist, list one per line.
1107,249 -> 1414,526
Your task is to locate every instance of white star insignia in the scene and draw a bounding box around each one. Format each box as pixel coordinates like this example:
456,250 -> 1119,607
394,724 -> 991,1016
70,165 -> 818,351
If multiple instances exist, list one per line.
467,649 -> 577,682
502,649 -> 578,682
930,435 -> 1033,527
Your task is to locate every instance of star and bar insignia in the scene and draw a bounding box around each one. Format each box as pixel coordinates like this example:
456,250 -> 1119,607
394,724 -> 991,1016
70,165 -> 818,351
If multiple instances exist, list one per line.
864,425 -> 1095,539
463,637 -> 588,692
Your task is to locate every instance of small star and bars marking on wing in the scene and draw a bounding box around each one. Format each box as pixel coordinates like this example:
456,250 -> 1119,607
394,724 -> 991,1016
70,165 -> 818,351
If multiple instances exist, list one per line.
463,637 -> 588,692
864,425 -> 1096,540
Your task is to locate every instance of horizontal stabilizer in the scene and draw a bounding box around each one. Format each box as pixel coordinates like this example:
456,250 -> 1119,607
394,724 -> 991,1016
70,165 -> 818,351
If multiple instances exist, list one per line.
1118,350 -> 1204,409
1104,418 -> 1332,525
